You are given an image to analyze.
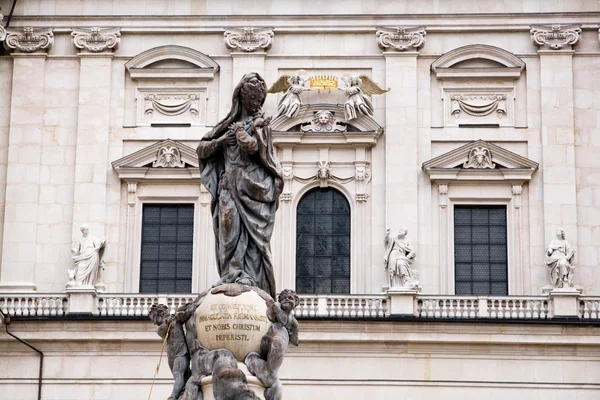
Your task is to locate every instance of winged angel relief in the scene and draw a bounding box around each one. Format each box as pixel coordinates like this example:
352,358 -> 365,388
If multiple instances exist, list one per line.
338,75 -> 389,120
268,70 -> 311,118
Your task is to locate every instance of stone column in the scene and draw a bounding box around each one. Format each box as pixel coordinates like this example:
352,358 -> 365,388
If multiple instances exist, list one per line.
70,29 -> 120,242
0,28 -> 54,291
531,25 -> 580,249
383,52 -> 419,240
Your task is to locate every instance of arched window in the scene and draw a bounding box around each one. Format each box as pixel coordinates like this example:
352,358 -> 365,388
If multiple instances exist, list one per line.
296,188 -> 351,294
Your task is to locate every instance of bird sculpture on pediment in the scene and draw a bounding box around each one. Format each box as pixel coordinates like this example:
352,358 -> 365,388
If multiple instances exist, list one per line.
268,70 -> 311,119
338,74 -> 389,121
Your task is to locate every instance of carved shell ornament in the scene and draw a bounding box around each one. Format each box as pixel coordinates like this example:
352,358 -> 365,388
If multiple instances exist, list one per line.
463,146 -> 496,169
152,146 -> 186,168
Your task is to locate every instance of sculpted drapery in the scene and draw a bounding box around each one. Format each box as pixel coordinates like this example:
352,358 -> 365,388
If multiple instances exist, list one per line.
197,73 -> 283,299
69,225 -> 106,287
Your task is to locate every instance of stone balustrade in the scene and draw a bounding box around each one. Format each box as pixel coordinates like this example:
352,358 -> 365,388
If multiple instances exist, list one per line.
0,291 -> 597,321
0,293 -> 68,317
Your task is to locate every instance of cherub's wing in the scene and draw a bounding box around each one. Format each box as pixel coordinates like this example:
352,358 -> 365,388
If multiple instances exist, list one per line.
359,75 -> 390,96
268,75 -> 291,93
338,75 -> 350,89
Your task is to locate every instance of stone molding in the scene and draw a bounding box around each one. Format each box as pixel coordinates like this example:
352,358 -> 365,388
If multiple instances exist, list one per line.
376,26 -> 426,51
125,45 -> 219,80
3,27 -> 53,53
224,27 -> 273,52
530,24 -> 581,50
71,27 -> 121,53
431,44 -> 525,79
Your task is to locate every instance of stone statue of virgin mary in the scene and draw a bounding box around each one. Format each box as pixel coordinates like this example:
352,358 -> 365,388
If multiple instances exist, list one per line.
197,73 -> 283,299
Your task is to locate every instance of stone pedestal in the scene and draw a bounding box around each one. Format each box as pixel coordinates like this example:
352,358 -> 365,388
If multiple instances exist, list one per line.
66,286 -> 98,315
549,287 -> 582,318
201,362 -> 266,400
387,287 -> 419,316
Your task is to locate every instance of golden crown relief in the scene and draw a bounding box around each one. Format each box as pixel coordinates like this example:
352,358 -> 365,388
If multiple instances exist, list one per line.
309,75 -> 339,90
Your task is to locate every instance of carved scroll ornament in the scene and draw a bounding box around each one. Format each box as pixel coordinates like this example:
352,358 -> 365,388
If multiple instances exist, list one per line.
144,94 -> 200,119
451,94 -> 506,119
224,27 -> 273,52
0,13 -> 6,42
71,27 -> 121,53
376,26 -> 426,51
463,146 -> 496,169
530,24 -> 581,49
4,27 -> 53,53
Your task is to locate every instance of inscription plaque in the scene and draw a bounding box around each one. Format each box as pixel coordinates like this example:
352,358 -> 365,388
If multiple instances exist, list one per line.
195,290 -> 272,361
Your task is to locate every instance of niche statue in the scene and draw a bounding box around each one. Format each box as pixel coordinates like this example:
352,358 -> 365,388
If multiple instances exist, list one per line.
197,73 -> 283,299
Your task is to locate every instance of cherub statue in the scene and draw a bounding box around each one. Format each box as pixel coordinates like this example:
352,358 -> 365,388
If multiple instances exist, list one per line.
384,228 -> 419,289
545,227 -> 576,288
268,70 -> 310,118
338,74 -> 389,121
149,304 -> 191,400
245,289 -> 300,400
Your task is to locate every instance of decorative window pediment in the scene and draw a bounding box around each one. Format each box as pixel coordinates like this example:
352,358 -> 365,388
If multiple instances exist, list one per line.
112,139 -> 200,180
430,45 -> 527,128
422,140 -> 538,181
124,46 -> 219,127
431,44 -> 525,79
125,45 -> 219,80
272,104 -> 383,146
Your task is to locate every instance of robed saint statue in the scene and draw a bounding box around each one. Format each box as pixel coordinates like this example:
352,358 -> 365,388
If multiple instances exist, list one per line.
196,73 -> 283,299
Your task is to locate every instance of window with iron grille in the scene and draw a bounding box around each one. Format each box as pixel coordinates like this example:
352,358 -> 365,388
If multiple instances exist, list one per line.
454,205 -> 508,295
140,204 -> 194,293
296,188 -> 351,294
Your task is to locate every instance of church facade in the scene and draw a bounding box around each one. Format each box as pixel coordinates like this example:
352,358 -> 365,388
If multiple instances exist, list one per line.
0,1 -> 599,399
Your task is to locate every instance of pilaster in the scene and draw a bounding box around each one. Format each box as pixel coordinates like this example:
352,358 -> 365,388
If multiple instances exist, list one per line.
71,51 -> 115,241
0,51 -> 49,291
383,51 -> 419,244
537,49 -> 578,247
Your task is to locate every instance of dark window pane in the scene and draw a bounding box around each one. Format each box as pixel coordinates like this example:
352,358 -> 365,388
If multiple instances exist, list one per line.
140,204 -> 194,294
332,278 -> 350,294
160,225 -> 178,242
315,215 -> 333,235
455,245 -> 472,262
455,282 -> 471,295
140,279 -> 157,293
472,245 -> 489,262
472,208 -> 489,225
454,206 -> 508,296
315,258 -> 331,276
491,282 -> 508,295
454,226 -> 471,244
490,226 -> 506,244
455,263 -> 471,281
176,280 -> 191,293
160,207 -> 178,224
140,262 -> 158,279
472,226 -> 489,244
296,188 -> 350,294
472,263 -> 490,282
315,236 -> 332,256
454,208 -> 471,225
489,208 -> 506,225
158,261 -> 176,278
315,278 -> 332,293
